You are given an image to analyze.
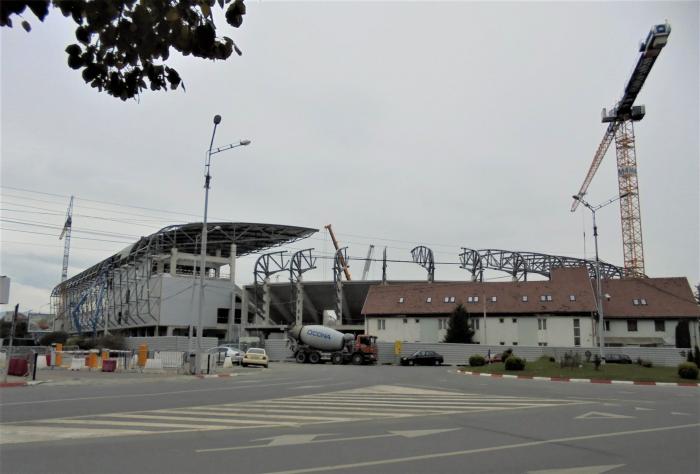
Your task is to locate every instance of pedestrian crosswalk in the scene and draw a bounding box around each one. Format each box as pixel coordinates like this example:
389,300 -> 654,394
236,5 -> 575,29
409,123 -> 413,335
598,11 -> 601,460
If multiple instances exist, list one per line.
0,385 -> 586,445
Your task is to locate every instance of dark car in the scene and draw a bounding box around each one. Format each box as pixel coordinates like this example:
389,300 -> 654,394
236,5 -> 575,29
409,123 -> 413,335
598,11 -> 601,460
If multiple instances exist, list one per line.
604,354 -> 633,364
400,350 -> 444,366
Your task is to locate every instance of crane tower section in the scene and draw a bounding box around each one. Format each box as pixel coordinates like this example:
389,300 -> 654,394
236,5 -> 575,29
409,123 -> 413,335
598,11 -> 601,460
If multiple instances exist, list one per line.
571,23 -> 671,277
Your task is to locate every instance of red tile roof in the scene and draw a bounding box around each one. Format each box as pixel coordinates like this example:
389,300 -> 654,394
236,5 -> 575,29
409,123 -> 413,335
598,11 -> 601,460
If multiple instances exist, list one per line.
361,267 -> 700,320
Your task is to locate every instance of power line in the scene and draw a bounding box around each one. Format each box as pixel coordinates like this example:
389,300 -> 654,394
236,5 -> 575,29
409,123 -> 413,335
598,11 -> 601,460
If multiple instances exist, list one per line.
1,227 -> 133,244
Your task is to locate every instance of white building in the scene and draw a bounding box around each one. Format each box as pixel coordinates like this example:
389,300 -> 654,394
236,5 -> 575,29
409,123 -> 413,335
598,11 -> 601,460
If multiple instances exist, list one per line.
362,267 -> 700,348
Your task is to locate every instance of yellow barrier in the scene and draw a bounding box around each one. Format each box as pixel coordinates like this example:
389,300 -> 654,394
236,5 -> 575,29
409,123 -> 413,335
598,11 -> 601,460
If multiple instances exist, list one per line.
56,343 -> 63,367
138,344 -> 148,367
87,352 -> 98,369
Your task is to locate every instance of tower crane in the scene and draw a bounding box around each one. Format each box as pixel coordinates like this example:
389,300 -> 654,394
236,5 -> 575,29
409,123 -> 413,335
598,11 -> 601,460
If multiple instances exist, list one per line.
361,245 -> 375,280
59,196 -> 74,282
571,23 -> 671,277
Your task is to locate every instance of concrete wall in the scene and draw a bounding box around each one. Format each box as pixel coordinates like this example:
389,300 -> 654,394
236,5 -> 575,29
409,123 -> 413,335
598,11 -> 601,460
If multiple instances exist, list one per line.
159,275 -> 235,327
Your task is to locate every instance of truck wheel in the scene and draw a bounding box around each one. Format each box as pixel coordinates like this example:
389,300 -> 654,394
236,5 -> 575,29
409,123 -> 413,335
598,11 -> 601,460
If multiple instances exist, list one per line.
331,353 -> 343,365
295,352 -> 307,364
351,353 -> 364,365
308,352 -> 321,364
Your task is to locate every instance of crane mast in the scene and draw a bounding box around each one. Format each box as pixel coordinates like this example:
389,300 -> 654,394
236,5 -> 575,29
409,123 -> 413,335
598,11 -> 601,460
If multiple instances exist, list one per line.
324,224 -> 352,280
59,196 -> 74,282
361,245 -> 375,280
571,22 -> 671,277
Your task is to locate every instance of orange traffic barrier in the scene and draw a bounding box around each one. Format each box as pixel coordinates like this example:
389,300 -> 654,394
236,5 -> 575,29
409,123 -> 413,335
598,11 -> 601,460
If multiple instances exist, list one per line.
55,343 -> 63,366
87,352 -> 98,369
137,344 -> 148,367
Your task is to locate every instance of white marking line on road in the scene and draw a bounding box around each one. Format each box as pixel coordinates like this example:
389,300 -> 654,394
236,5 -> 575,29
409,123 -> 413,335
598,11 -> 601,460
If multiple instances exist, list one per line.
240,399 -> 570,409
296,394 -> 581,402
575,411 -> 634,420
262,423 -> 700,474
149,409 -> 352,422
97,413 -> 298,426
26,418 -> 264,430
0,378 -> 330,407
527,464 -> 625,474
197,428 -> 461,453
0,425 -> 155,445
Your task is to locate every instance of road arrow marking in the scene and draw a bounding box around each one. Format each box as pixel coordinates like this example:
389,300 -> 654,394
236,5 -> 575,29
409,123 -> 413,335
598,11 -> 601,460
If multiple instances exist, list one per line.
196,428 -> 461,453
634,407 -> 654,411
389,428 -> 460,438
671,412 -> 690,416
575,411 -> 634,420
527,464 -> 625,474
253,434 -> 335,446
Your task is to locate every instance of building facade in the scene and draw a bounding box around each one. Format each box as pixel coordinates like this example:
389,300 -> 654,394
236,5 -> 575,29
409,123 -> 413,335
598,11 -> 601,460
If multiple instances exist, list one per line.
362,267 -> 700,348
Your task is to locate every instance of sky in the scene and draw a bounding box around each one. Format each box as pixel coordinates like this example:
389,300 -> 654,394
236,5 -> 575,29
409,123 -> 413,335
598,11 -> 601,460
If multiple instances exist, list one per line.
1,1 -> 698,314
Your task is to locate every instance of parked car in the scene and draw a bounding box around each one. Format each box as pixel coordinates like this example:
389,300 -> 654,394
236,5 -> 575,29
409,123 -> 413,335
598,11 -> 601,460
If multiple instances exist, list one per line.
604,354 -> 633,364
400,350 -> 444,366
242,348 -> 269,368
209,346 -> 243,365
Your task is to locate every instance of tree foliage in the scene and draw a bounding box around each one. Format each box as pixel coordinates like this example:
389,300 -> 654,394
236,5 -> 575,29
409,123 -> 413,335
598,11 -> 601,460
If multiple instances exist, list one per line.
443,304 -> 475,344
1,0 -> 247,100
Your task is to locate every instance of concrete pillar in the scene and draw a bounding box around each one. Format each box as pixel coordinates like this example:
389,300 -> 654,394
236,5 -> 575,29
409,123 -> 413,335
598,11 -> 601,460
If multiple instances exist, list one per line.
262,278 -> 271,325
166,326 -> 174,336
241,290 -> 249,337
335,280 -> 343,326
170,248 -> 178,277
229,244 -> 237,283
295,280 -> 304,327
157,260 -> 164,274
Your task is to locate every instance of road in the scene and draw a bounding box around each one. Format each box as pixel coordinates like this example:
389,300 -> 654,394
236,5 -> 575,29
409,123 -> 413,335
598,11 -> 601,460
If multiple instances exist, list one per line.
1,364 -> 698,473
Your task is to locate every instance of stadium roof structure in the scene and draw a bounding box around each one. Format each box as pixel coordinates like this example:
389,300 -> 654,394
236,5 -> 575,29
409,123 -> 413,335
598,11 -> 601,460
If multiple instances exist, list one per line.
52,222 -> 317,296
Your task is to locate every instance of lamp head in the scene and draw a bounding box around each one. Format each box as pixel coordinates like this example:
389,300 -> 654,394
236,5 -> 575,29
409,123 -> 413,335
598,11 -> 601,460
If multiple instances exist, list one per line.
572,195 -> 580,201
620,191 -> 631,199
240,139 -> 251,146
213,115 -> 222,125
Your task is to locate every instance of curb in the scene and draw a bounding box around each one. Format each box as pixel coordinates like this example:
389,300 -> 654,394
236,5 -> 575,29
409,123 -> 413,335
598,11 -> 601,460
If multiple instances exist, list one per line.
0,380 -> 46,388
195,373 -> 238,379
458,370 -> 698,387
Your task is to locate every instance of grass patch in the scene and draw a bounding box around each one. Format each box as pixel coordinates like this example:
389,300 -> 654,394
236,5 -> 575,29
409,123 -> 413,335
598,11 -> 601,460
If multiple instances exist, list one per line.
461,358 -> 696,384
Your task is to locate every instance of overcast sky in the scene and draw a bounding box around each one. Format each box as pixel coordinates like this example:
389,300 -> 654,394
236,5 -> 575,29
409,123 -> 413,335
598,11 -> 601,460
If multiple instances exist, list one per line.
1,1 -> 698,314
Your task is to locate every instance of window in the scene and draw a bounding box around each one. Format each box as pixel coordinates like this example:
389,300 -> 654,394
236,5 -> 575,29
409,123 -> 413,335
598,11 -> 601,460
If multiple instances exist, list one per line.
377,319 -> 386,330
512,318 -> 517,323
426,297 -> 432,303
540,295 -> 553,302
439,319 -> 447,330
415,319 -> 420,323
217,308 -> 230,324
402,318 -> 408,324
633,299 -> 639,306
499,342 -> 505,345
474,319 -> 480,330
491,296 -> 497,303
641,298 -> 647,305
398,297 -> 405,303
513,342 -> 518,346
522,295 -> 528,302
538,342 -> 548,347
569,295 -> 576,302
654,320 -> 664,332
605,320 -> 610,331
499,318 -> 504,323
627,319 -> 638,332
449,296 -> 456,303
573,318 -> 581,346
467,296 -> 473,303
547,295 -> 553,302
444,296 -> 449,303
538,318 -> 547,330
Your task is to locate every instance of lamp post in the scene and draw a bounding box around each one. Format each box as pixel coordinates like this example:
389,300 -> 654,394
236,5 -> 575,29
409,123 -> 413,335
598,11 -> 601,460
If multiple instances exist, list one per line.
195,115 -> 250,375
573,192 -> 629,363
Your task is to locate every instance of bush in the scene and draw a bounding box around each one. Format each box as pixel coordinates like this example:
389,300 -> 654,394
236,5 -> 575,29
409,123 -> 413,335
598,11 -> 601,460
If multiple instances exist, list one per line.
504,356 -> 526,371
641,360 -> 653,368
38,331 -> 69,346
469,354 -> 486,367
95,334 -> 126,350
678,362 -> 699,380
501,348 -> 513,361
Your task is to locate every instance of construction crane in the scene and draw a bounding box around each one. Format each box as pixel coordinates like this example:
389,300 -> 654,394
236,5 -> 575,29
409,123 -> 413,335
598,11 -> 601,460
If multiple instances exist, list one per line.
59,196 -> 74,282
571,23 -> 671,277
361,245 -> 375,280
324,224 -> 351,280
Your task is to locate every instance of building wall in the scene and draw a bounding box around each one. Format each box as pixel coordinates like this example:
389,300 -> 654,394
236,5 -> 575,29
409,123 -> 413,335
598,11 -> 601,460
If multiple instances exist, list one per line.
605,318 -> 678,346
367,314 -> 595,347
159,275 -> 235,328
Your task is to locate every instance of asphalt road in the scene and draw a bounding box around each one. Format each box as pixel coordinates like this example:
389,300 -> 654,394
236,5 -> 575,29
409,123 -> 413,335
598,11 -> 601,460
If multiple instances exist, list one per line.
1,364 -> 698,473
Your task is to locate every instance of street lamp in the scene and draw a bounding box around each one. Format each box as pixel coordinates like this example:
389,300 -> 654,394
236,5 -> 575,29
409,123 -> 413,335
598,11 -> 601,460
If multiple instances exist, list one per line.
195,115 -> 250,375
573,192 -> 630,363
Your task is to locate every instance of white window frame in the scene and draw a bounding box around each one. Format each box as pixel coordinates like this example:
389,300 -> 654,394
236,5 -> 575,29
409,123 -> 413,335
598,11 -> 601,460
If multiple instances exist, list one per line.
522,295 -> 528,302
426,297 -> 432,303
449,296 -> 455,303
398,297 -> 405,304
491,296 -> 497,303
569,294 -> 576,302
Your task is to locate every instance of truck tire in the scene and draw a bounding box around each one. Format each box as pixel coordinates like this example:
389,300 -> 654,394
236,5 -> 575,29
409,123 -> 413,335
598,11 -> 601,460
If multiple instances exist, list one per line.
295,352 -> 307,364
308,352 -> 321,364
331,353 -> 343,365
351,353 -> 364,365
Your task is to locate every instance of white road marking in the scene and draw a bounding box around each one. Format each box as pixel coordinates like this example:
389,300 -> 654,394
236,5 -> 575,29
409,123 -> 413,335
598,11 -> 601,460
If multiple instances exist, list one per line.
262,424 -> 700,474
98,413 -> 298,426
575,411 -> 634,420
527,464 -> 625,474
671,412 -> 691,416
634,407 -> 654,411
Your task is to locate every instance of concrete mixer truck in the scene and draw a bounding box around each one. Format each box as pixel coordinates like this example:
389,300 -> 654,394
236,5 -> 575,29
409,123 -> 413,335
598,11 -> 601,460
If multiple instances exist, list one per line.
287,325 -> 378,365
